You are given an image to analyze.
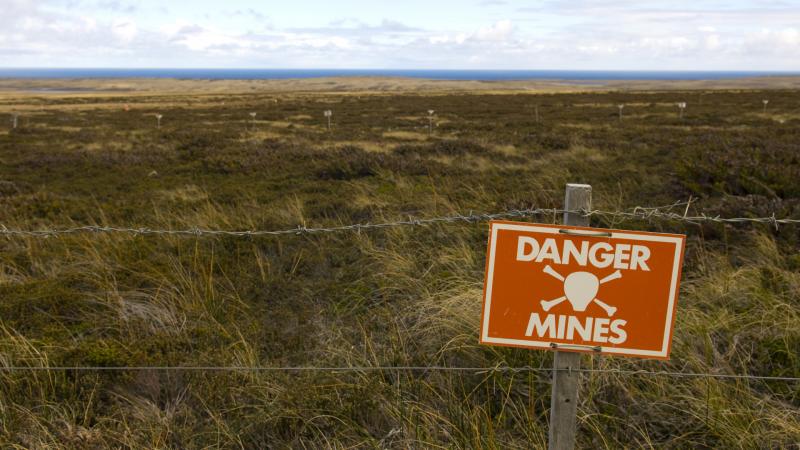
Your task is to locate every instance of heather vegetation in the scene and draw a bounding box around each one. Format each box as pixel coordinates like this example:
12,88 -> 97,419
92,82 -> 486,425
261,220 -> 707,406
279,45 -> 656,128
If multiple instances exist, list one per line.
0,88 -> 798,448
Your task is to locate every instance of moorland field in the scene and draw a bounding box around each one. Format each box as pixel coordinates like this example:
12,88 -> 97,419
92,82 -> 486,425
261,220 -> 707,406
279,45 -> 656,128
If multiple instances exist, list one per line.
0,81 -> 799,448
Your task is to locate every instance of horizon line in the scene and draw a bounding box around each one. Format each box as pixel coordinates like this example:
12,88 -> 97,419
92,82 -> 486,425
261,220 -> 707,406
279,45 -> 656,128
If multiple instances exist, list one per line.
2,68 -> 800,73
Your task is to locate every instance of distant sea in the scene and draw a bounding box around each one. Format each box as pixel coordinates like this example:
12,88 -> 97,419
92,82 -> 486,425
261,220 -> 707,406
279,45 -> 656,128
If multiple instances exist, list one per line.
0,68 -> 798,81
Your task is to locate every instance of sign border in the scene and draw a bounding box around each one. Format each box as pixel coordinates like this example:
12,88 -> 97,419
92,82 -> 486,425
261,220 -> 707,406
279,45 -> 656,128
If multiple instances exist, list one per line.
479,221 -> 686,360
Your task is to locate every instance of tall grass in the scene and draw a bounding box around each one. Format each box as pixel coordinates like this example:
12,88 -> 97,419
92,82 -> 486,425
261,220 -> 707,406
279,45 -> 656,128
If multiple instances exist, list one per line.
0,89 -> 798,447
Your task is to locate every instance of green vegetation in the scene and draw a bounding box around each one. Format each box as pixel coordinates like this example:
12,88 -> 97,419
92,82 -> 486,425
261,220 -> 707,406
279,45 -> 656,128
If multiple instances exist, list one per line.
0,88 -> 798,448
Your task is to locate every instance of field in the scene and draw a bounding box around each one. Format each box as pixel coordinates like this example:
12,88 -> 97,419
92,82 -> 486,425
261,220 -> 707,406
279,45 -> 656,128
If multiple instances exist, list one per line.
0,82 -> 799,448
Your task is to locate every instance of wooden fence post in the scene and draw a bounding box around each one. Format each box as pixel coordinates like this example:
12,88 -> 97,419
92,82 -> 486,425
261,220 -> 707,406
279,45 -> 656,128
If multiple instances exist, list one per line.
548,183 -> 591,450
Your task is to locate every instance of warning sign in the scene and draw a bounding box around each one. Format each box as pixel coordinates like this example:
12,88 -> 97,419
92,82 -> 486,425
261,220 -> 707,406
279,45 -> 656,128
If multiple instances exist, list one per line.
480,221 -> 686,359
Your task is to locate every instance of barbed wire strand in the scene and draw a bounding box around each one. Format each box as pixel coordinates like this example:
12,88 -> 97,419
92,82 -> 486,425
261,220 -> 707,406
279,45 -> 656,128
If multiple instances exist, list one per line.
0,205 -> 797,238
1,205 -> 798,382
0,366 -> 798,382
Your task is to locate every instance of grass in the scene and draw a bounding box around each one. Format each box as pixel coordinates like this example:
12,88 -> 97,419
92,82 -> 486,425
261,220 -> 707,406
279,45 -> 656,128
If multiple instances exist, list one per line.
0,87 -> 798,448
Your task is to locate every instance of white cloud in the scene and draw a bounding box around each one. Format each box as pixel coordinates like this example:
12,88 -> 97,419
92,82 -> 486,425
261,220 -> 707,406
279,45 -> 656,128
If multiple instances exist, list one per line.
704,34 -> 721,50
577,44 -> 619,55
112,20 -> 137,43
167,25 -> 240,52
636,36 -> 697,55
744,28 -> 800,54
0,1 -> 799,69
425,20 -> 515,46
475,20 -> 514,42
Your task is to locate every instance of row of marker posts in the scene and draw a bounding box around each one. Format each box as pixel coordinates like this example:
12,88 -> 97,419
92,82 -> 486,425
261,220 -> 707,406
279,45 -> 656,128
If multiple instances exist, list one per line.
611,100 -> 771,120
615,102 -> 686,120
5,99 -> 778,131
138,109 -> 426,132
245,109 -> 431,133
136,101 -> 778,129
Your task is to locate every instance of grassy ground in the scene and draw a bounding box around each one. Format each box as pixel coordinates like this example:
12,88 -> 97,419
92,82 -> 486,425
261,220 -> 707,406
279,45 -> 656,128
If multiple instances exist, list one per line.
3,75 -> 800,97
0,87 -> 799,448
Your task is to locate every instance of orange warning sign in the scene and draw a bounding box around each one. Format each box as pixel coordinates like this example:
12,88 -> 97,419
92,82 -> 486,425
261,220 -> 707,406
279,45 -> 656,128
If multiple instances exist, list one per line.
480,221 -> 686,359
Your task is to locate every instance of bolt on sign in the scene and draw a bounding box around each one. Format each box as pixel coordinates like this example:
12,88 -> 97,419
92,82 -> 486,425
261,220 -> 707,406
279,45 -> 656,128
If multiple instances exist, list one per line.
480,221 -> 686,359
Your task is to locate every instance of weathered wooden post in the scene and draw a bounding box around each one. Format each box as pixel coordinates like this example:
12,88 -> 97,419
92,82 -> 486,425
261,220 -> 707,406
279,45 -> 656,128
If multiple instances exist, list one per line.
11,113 -> 19,129
617,104 -> 624,121
677,102 -> 686,119
427,109 -> 435,135
324,110 -> 332,131
155,114 -> 163,129
480,183 -> 686,450
762,99 -> 769,114
249,112 -> 257,131
548,183 -> 591,450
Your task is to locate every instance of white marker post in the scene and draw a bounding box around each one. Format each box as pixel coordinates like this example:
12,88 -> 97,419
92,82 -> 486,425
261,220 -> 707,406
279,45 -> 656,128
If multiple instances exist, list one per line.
427,109 -> 435,135
155,114 -> 163,129
250,112 -> 257,131
548,183 -> 591,450
677,102 -> 686,119
617,104 -> 624,121
324,110 -> 332,131
11,113 -> 19,129
762,99 -> 769,114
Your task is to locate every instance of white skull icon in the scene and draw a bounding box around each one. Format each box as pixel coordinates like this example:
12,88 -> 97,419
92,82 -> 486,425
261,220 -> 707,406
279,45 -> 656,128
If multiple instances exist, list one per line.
539,265 -> 620,316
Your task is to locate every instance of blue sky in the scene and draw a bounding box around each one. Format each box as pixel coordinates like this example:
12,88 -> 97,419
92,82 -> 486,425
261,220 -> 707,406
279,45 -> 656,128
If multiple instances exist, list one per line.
2,0 -> 799,69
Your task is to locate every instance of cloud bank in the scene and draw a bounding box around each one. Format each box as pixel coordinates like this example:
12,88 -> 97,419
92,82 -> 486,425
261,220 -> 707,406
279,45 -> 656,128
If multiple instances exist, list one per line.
1,0 -> 798,69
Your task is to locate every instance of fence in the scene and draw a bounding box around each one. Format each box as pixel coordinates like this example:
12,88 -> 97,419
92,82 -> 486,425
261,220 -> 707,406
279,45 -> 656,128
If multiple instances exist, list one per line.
0,200 -> 800,382
1,204 -> 798,239
0,201 -> 798,383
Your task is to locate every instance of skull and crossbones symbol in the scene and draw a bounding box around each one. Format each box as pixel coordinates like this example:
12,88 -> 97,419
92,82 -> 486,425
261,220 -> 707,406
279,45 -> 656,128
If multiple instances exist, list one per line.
539,264 -> 620,316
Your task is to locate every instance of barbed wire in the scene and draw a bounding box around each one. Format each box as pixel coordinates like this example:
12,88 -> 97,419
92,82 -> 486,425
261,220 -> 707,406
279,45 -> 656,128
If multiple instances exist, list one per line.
0,209 -> 544,238
0,204 -> 797,238
0,365 -> 797,381
587,204 -> 799,230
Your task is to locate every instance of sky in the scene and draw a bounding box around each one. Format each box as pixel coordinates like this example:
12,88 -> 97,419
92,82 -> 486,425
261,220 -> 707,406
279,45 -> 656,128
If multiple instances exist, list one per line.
1,0 -> 799,70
